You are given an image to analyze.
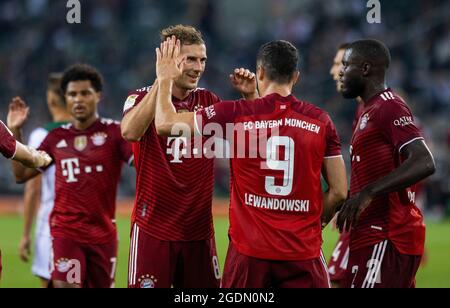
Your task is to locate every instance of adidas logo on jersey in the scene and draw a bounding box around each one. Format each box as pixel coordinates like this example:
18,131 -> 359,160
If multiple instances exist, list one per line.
57,139 -> 68,148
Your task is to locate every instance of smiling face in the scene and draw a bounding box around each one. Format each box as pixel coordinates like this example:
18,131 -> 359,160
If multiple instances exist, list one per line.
174,43 -> 207,91
65,80 -> 100,122
339,48 -> 365,99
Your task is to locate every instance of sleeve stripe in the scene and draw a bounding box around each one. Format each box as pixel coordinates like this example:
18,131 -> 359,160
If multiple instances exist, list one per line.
398,137 -> 424,153
324,155 -> 343,159
194,112 -> 202,136
128,156 -> 135,166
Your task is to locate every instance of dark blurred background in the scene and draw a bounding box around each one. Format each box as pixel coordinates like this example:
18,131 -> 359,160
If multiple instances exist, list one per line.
0,0 -> 449,218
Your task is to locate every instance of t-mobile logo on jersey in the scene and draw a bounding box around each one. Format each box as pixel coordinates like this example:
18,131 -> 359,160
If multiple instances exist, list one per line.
167,137 -> 196,163
61,158 -> 104,183
61,158 -> 81,183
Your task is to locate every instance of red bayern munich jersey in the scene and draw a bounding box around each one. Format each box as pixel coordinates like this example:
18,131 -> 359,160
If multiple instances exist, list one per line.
349,89 -> 425,255
123,87 -> 220,241
196,93 -> 342,260
38,118 -> 133,244
0,120 -> 16,159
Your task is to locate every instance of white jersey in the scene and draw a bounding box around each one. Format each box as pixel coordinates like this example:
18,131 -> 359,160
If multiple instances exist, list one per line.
28,127 -> 55,237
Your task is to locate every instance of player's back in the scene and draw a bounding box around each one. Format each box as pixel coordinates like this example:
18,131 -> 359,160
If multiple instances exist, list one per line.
223,93 -> 341,261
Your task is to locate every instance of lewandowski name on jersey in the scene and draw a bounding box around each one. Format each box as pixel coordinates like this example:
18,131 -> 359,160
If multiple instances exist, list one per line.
244,193 -> 310,213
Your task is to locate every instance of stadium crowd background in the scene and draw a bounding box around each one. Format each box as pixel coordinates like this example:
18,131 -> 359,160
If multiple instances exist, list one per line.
0,0 -> 449,218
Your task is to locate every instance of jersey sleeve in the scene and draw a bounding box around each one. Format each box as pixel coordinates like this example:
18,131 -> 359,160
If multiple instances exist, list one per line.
115,125 -> 134,165
0,121 -> 17,159
194,100 -> 240,137
122,87 -> 151,116
28,127 -> 48,149
376,100 -> 423,153
37,132 -> 55,171
206,91 -> 221,107
322,114 -> 342,158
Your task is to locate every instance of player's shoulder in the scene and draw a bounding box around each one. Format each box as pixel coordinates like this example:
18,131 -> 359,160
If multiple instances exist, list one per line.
132,85 -> 153,94
99,117 -> 121,126
191,88 -> 221,105
123,85 -> 153,114
99,118 -> 121,133
292,98 -> 332,124
373,89 -> 413,116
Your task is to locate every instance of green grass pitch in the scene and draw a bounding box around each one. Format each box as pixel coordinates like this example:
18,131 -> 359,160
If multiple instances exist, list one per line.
0,215 -> 449,288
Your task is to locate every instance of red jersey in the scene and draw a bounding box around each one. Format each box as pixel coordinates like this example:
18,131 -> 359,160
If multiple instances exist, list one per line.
349,89 -> 425,255
196,93 -> 342,261
38,118 -> 133,244
0,120 -> 16,159
123,87 -> 221,241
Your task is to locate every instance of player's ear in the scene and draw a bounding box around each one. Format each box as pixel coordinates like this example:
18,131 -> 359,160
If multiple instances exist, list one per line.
95,91 -> 102,103
362,62 -> 371,77
292,71 -> 300,86
257,65 -> 265,82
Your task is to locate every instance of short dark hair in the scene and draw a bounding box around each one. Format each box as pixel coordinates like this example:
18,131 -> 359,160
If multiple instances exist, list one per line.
349,39 -> 391,69
47,73 -> 64,105
61,64 -> 104,93
338,42 -> 351,51
257,40 -> 299,84
160,25 -> 205,45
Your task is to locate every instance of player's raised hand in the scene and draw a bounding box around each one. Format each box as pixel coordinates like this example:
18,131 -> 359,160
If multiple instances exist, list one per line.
156,36 -> 185,82
229,68 -> 259,99
7,97 -> 30,130
336,190 -> 372,233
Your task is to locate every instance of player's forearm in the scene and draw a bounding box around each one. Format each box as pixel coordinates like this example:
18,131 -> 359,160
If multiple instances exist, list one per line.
121,87 -> 158,142
321,157 -> 348,226
155,79 -> 178,136
11,143 -> 42,183
364,141 -> 435,199
22,177 -> 41,237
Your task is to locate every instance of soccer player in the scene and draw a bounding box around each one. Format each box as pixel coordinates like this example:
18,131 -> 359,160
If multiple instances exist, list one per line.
155,37 -> 348,288
336,39 -> 436,288
122,25 -> 257,288
19,74 -> 71,287
0,116 -> 52,281
327,42 -> 355,288
9,64 -> 133,288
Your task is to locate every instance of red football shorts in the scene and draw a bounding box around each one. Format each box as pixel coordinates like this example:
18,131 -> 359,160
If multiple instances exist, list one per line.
51,237 -> 118,288
343,240 -> 422,288
128,224 -> 221,288
328,232 -> 351,285
222,241 -> 331,288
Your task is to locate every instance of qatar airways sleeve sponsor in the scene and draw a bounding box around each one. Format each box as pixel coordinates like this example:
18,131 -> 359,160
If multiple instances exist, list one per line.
244,193 -> 310,213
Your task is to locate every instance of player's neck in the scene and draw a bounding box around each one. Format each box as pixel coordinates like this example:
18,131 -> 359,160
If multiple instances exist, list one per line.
73,114 -> 98,131
361,82 -> 387,105
261,84 -> 292,98
172,86 -> 192,101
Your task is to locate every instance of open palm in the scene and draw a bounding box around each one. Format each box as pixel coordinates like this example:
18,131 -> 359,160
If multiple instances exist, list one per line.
7,97 -> 29,129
